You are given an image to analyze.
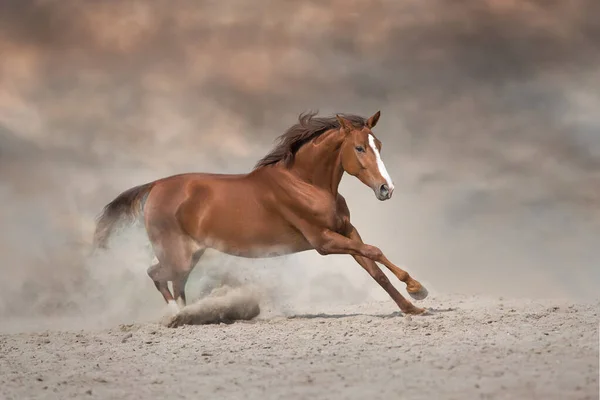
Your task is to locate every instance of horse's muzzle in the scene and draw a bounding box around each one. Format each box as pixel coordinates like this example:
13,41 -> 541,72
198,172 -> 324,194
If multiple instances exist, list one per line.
376,183 -> 394,201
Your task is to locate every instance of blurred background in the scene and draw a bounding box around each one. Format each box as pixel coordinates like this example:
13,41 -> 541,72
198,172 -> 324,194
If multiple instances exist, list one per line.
1,0 -> 599,331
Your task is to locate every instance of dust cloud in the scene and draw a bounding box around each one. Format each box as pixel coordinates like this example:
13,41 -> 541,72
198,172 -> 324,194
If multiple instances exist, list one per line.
1,0 -> 599,332
166,285 -> 261,328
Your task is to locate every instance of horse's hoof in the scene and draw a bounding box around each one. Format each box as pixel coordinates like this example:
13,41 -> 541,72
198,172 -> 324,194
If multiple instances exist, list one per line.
404,306 -> 429,316
408,284 -> 429,300
167,315 -> 184,328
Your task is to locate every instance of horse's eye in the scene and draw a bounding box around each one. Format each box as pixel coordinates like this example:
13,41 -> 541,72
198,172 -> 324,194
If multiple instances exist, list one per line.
355,146 -> 365,153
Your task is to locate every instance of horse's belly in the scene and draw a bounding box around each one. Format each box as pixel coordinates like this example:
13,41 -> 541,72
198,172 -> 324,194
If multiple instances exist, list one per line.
205,227 -> 312,258
197,208 -> 312,258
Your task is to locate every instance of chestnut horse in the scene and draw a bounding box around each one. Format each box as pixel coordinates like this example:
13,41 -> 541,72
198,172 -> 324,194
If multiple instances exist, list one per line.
93,111 -> 428,316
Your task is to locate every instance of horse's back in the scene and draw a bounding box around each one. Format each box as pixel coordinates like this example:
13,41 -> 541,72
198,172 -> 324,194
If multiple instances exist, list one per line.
144,171 -> 258,220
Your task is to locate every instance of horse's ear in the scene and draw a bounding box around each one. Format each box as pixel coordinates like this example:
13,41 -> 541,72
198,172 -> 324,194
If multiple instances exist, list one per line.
366,111 -> 381,129
336,114 -> 351,133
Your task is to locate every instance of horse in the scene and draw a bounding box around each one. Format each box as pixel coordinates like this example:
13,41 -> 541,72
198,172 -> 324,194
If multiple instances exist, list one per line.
93,110 -> 429,316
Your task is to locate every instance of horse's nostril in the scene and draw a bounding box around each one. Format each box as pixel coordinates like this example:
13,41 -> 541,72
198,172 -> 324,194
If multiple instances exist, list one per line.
379,184 -> 389,195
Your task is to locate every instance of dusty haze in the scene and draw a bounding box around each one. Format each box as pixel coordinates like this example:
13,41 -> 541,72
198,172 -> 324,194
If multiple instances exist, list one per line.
1,0 -> 600,332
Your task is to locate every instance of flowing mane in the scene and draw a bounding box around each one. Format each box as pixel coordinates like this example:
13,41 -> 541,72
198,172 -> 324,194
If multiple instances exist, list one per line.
253,111 -> 368,169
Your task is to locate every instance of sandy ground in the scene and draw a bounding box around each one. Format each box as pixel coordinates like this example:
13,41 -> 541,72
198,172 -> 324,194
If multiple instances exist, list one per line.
1,294 -> 598,400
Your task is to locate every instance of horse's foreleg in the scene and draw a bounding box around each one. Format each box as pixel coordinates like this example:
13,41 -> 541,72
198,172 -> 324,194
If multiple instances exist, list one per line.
353,254 -> 426,315
308,230 -> 425,315
346,225 -> 428,301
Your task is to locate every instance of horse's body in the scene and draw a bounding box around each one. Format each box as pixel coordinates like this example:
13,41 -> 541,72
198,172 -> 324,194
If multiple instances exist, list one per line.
94,111 -> 428,315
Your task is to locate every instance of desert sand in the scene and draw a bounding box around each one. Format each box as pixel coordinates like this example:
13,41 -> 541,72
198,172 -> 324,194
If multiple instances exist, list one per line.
1,292 -> 598,400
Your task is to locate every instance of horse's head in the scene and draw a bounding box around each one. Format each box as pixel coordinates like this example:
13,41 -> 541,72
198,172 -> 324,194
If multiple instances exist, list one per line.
337,111 -> 394,201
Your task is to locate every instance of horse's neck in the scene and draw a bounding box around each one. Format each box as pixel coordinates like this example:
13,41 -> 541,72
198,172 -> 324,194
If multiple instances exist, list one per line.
289,129 -> 345,196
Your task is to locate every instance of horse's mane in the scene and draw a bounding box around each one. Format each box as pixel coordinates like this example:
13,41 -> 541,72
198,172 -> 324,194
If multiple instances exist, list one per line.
254,111 -> 367,169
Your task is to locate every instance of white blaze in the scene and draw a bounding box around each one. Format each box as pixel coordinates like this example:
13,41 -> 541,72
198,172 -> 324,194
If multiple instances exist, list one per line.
368,134 -> 394,189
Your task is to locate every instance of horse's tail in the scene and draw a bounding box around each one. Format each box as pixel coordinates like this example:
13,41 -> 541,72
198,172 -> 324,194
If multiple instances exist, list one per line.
92,182 -> 155,250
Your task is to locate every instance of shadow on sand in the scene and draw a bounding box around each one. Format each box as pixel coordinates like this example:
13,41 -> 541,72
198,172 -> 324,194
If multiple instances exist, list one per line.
285,307 -> 456,320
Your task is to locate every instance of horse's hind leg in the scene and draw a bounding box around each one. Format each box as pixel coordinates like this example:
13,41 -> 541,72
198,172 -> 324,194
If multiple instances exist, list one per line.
147,262 -> 177,312
150,230 -> 204,313
172,248 -> 205,308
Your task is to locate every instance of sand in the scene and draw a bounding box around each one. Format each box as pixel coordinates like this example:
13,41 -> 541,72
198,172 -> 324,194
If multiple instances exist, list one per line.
1,294 -> 598,400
